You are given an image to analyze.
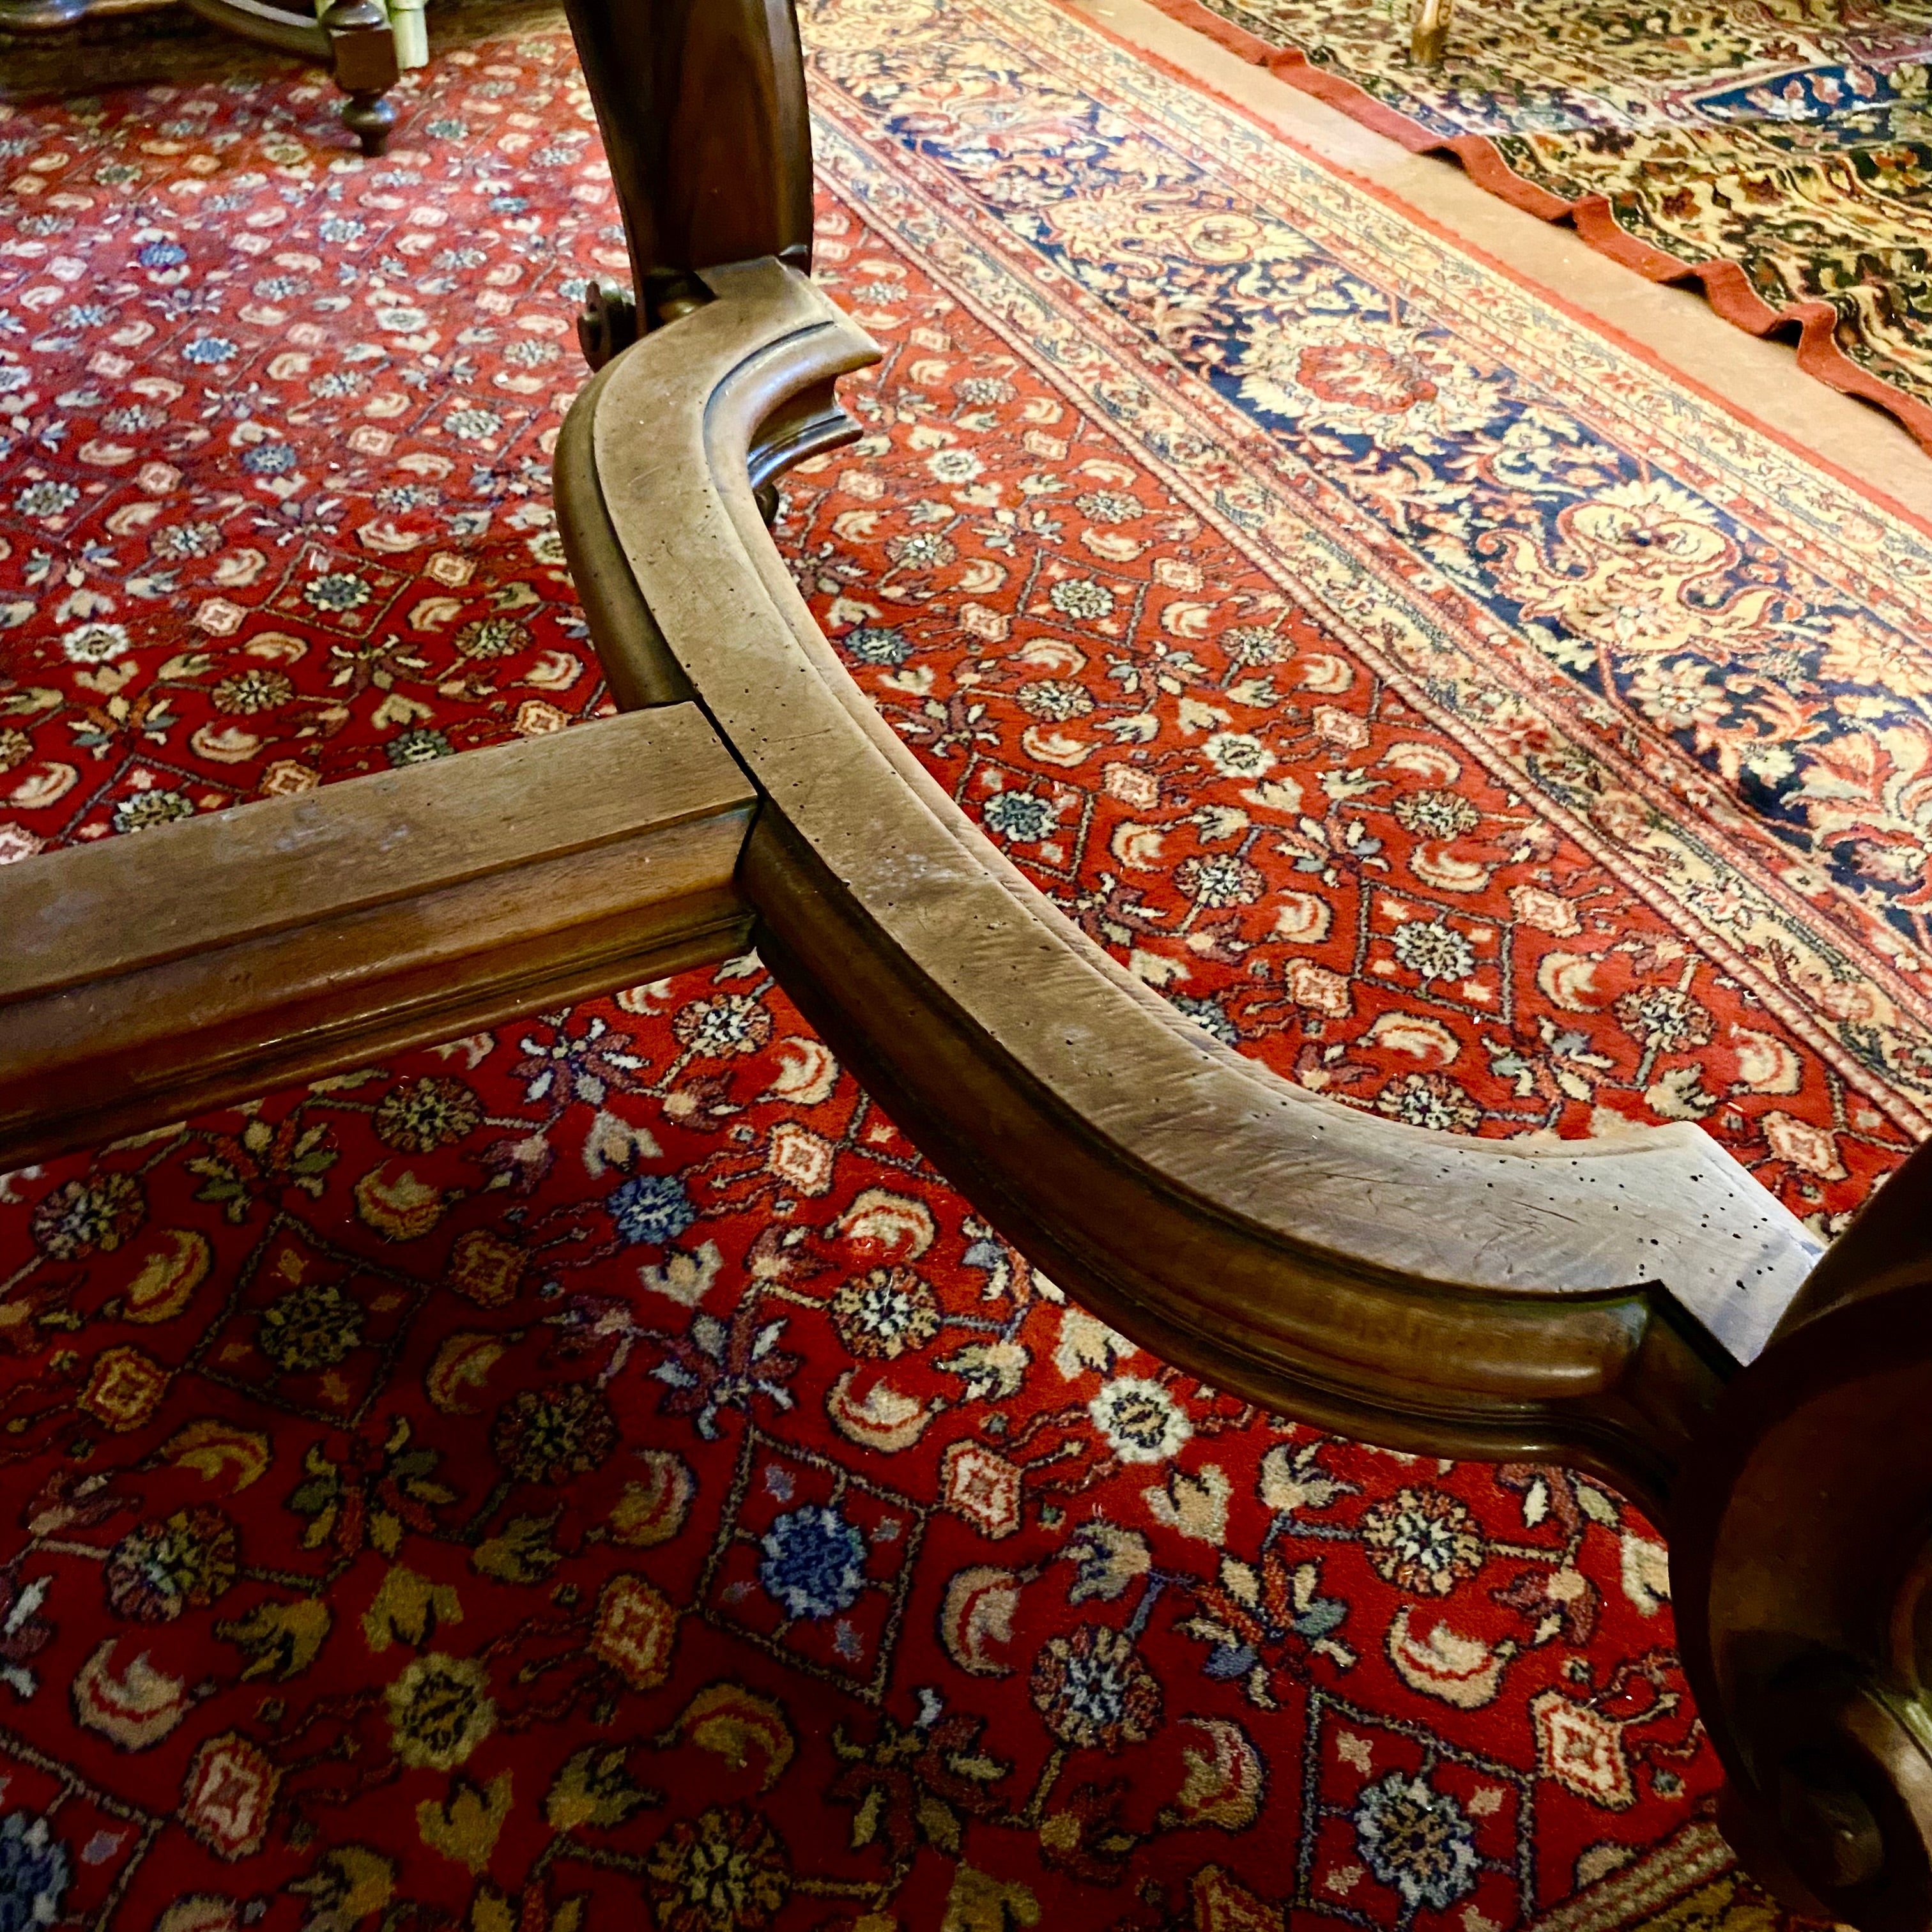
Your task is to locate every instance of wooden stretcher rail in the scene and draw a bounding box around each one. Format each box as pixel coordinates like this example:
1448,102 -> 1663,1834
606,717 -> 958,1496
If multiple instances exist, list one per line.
557,258 -> 1823,1513
0,704 -> 755,1173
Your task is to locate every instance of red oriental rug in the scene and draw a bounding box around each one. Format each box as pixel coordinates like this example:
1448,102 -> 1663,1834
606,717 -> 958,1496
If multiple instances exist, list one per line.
1,1 -> 1929,1927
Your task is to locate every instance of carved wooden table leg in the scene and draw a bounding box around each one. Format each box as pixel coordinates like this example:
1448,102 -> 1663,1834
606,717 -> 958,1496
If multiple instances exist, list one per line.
1411,0 -> 1452,65
562,0 -> 815,325
11,0 -> 406,157
0,0 -> 1901,1914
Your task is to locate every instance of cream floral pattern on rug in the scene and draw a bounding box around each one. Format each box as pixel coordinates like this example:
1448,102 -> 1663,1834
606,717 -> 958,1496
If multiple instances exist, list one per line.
0,0 -> 1918,1922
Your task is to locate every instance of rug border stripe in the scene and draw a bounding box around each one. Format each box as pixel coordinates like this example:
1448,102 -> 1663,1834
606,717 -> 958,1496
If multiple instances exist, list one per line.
1116,0 -> 1932,464
807,85 -> 1932,1137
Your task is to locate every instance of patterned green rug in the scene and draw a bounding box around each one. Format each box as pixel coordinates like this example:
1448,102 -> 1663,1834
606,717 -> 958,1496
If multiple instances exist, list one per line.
1145,0 -> 1932,447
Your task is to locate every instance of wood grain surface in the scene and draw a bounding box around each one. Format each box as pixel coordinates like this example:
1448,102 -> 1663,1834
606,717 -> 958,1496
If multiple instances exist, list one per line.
1,704 -> 755,1172
564,259 -> 1827,1511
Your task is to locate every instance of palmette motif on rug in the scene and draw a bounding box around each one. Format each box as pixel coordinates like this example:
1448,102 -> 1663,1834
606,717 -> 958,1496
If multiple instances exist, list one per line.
0,0 -> 1911,1925
1148,0 -> 1932,444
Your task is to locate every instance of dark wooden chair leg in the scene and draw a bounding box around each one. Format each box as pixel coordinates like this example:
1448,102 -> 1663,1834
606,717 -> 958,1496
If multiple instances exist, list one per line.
321,0 -> 400,156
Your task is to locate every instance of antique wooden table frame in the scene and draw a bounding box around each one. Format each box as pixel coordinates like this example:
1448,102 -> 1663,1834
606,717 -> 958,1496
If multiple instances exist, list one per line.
4,2 -> 1929,1922
0,0 -> 406,154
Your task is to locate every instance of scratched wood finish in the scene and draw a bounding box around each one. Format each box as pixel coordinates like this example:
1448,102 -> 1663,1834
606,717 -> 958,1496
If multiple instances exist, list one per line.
0,705 -> 755,1172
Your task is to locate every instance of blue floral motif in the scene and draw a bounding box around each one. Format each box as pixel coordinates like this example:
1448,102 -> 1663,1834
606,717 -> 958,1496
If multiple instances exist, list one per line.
758,1504 -> 866,1620
844,625 -> 912,666
59,621 -> 128,664
608,1172 -> 696,1247
446,408 -> 504,441
181,337 -> 236,365
0,1809 -> 68,1932
111,790 -> 194,834
14,482 -> 75,519
386,729 -> 454,767
304,572 -> 371,613
1351,1770 -> 1479,1913
135,239 -> 185,268
983,790 -> 1060,843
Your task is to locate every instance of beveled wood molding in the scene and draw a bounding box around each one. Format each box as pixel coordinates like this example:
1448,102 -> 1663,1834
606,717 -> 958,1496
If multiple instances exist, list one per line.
556,258 -> 1825,1515
0,704 -> 754,1173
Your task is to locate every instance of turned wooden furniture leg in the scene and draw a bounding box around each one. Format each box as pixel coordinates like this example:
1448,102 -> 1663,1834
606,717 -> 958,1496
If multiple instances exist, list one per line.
321,0 -> 401,156
1411,0 -> 1452,65
182,0 -> 408,155
0,0 -> 406,155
